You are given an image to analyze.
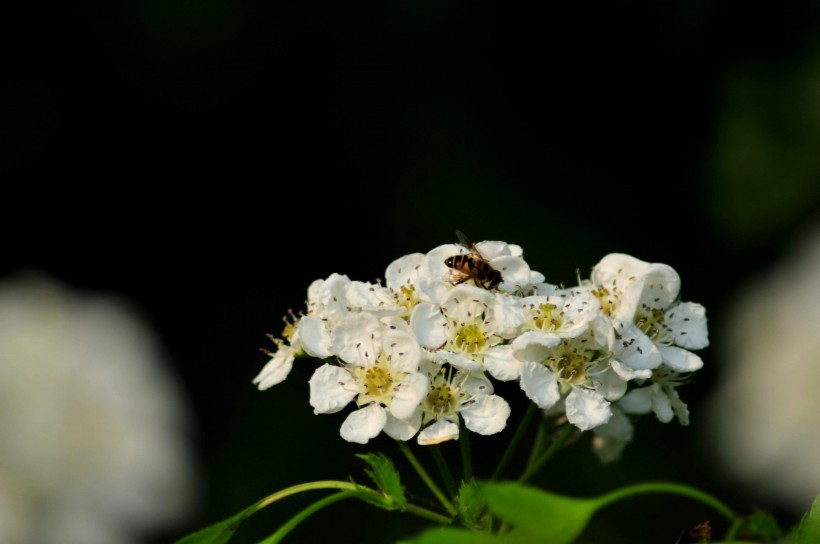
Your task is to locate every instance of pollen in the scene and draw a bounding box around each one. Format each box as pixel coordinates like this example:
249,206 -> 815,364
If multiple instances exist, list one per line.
362,366 -> 393,399
452,323 -> 487,354
424,383 -> 458,417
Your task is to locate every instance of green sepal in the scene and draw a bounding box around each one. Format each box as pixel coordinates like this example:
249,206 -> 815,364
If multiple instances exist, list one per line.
456,478 -> 490,532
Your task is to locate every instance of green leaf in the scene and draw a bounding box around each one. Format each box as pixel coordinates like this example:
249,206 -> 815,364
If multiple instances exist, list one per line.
397,527 -> 502,544
356,452 -> 406,509
457,479 -> 489,531
795,495 -> 820,544
173,503 -> 258,544
481,482 -> 596,544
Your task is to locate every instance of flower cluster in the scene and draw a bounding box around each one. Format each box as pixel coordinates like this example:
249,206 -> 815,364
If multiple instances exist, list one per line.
253,236 -> 708,461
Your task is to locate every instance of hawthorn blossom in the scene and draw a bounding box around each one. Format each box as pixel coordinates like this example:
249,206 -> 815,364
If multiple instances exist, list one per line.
590,253 -> 709,373
253,310 -> 303,390
308,313 -> 428,444
416,362 -> 511,445
410,285 -> 523,379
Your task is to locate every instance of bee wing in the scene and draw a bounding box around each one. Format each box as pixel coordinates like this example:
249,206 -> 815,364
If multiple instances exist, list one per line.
455,230 -> 474,249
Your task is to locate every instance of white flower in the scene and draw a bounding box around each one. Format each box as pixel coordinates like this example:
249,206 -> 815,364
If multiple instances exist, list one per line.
0,274 -> 196,544
416,362 -> 511,445
590,253 -> 709,373
253,311 -> 304,390
300,273 -> 352,358
512,319 -> 622,431
384,253 -> 433,314
308,313 -> 428,444
410,285 -> 521,379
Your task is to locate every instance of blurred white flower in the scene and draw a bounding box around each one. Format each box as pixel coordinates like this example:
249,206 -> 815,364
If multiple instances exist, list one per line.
0,272 -> 197,544
705,224 -> 820,514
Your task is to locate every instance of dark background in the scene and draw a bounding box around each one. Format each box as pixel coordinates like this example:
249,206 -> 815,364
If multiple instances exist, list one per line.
3,1 -> 819,543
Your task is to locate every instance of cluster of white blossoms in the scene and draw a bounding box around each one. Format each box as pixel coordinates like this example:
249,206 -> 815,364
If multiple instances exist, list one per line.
253,237 -> 708,459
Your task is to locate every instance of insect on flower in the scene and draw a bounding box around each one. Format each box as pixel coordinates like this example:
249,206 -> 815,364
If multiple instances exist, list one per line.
444,230 -> 503,290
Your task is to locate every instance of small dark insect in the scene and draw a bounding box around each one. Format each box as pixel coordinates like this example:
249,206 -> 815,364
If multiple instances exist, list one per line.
444,230 -> 503,290
676,520 -> 711,543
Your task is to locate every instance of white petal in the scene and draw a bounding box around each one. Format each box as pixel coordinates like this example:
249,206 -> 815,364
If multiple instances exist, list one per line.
614,323 -> 662,370
511,330 -> 562,362
638,263 -> 681,311
610,359 -> 652,381
383,327 -> 422,373
383,409 -> 422,441
650,384 -> 674,423
417,419 -> 459,445
666,385 -> 690,425
331,312 -> 382,366
566,388 -> 612,431
664,302 -> 709,350
389,372 -> 429,420
462,395 -> 510,435
489,293 -> 527,338
491,256 -> 531,293
252,348 -> 295,390
594,367 -> 628,401
659,345 -> 703,372
483,345 -> 522,381
346,281 -> 402,315
410,303 -> 448,349
591,408 -> 634,464
319,273 -> 352,321
459,371 -> 495,396
475,240 -> 512,259
340,404 -> 387,444
617,386 -> 653,415
432,350 -> 484,372
441,286 -> 491,321
426,243 -> 465,283
519,361 -> 560,409
308,364 -> 359,414
385,253 -> 426,290
299,316 -> 334,359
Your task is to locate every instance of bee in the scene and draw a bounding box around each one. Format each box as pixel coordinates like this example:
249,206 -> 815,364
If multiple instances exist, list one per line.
444,230 -> 503,290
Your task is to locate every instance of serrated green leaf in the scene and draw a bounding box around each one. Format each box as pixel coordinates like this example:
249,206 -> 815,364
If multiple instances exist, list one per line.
356,452 -> 406,508
481,482 -> 596,544
173,503 -> 257,544
795,495 -> 820,544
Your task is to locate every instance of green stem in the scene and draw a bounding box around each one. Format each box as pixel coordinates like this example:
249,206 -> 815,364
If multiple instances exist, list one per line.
724,517 -> 743,542
526,412 -> 547,471
397,441 -> 457,517
491,404 -> 537,481
431,446 -> 457,498
460,420 -> 473,482
595,482 -> 736,522
255,479 -> 452,525
517,424 -> 574,484
257,491 -> 357,544
255,480 -> 365,510
403,503 -> 454,525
